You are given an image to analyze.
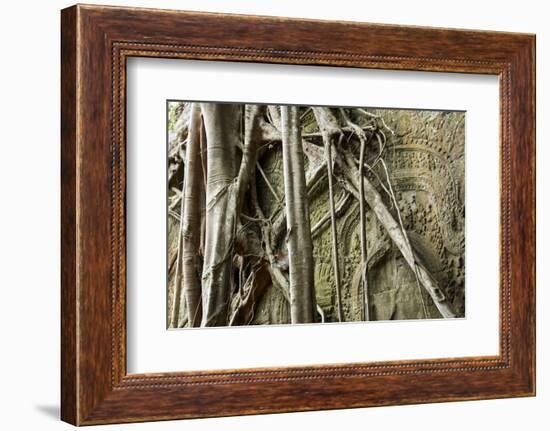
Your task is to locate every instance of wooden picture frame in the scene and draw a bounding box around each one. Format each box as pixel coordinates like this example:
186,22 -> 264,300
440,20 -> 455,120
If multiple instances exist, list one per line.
61,4 -> 536,425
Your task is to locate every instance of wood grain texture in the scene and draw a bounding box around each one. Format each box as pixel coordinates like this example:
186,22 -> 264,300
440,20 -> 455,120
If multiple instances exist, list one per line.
60,4 -> 536,425
61,5 -> 78,425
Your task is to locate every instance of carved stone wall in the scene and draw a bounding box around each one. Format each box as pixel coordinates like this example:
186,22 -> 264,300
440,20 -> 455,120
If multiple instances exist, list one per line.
253,108 -> 465,324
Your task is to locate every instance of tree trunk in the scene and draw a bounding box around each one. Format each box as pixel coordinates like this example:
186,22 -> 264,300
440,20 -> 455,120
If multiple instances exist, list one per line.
280,105 -> 316,323
200,103 -> 240,326
180,103 -> 204,327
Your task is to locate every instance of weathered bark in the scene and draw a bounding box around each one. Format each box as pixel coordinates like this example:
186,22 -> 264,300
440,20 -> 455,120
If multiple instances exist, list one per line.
199,119 -> 207,258
169,106 -> 194,328
281,106 -> 316,323
200,103 -> 241,326
267,105 -> 281,129
236,105 -> 264,206
170,179 -> 185,327
180,104 -> 204,327
313,108 -> 344,322
200,104 -> 264,326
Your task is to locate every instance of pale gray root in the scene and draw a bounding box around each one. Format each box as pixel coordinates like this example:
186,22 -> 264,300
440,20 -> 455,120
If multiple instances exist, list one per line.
200,103 -> 241,327
317,304 -> 325,323
358,137 -> 370,320
340,109 -> 370,320
236,105 -> 264,206
200,104 -> 264,326
267,105 -> 281,129
170,182 -> 185,328
281,105 -> 317,323
170,115 -> 191,328
313,107 -> 344,322
180,103 -> 204,327
315,107 -> 456,319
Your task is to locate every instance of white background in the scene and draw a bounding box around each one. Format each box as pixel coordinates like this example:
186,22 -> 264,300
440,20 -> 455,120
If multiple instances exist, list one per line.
0,0 -> 547,430
127,59 -> 499,373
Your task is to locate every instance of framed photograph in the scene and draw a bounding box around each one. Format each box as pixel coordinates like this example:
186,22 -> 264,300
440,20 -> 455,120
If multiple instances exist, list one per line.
61,4 -> 536,425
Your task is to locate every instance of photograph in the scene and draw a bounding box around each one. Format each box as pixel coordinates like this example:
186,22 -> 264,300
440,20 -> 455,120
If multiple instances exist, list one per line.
167,102 -> 466,328
52,2 -> 536,426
